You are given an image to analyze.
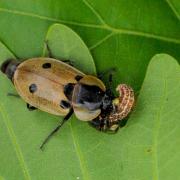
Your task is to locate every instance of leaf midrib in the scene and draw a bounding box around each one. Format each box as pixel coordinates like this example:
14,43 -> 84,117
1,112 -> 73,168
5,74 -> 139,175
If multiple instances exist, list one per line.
152,74 -> 167,180
0,7 -> 180,45
69,122 -> 90,180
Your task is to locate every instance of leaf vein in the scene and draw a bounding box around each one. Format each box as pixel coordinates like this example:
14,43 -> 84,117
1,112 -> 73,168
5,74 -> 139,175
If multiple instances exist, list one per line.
0,8 -> 180,44
89,32 -> 115,50
152,77 -> 167,180
81,0 -> 107,25
69,123 -> 90,180
165,0 -> 180,21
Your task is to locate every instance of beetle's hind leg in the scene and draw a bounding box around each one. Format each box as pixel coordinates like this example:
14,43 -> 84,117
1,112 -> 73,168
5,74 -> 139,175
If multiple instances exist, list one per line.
40,108 -> 74,150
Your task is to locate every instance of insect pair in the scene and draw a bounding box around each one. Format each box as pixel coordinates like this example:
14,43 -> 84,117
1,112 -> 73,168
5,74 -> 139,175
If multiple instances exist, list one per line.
1,52 -> 134,149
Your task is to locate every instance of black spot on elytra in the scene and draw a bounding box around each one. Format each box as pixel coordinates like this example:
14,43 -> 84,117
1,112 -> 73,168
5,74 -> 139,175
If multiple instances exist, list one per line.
75,75 -> 83,81
42,63 -> 51,69
29,84 -> 37,93
60,100 -> 71,109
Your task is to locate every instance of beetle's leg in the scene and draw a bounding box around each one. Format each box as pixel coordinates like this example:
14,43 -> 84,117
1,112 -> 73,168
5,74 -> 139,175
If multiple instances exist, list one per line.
119,118 -> 128,128
89,118 -> 108,132
89,118 -> 102,131
40,108 -> 73,150
61,59 -> 74,66
98,67 -> 116,80
107,119 -> 127,133
45,41 -> 74,66
98,67 -> 116,96
7,94 -> 37,111
7,93 -> 20,98
63,108 -> 74,120
45,40 -> 53,58
108,73 -> 113,85
107,123 -> 119,133
27,103 -> 37,111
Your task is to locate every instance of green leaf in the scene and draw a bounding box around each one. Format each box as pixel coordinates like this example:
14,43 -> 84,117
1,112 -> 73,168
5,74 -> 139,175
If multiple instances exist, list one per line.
0,0 -> 180,90
0,0 -> 180,179
0,28 -> 180,180
43,23 -> 96,74
124,54 -> 180,180
0,42 -> 15,60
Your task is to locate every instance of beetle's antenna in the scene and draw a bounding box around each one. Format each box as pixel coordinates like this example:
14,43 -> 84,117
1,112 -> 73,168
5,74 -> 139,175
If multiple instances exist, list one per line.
40,108 -> 73,150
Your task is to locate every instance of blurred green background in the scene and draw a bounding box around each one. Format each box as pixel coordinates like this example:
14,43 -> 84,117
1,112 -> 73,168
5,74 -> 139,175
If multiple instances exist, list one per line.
0,1 -> 180,180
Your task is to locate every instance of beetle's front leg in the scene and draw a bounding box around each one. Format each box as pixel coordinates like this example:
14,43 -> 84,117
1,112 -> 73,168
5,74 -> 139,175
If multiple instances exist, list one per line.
98,67 -> 116,97
98,67 -> 116,82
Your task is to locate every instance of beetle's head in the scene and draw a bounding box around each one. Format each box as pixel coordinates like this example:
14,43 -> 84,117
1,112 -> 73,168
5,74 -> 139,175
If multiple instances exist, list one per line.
1,59 -> 19,81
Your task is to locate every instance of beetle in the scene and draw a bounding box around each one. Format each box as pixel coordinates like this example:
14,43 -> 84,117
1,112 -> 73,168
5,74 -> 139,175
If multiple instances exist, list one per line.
1,57 -> 134,149
1,57 -> 113,148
